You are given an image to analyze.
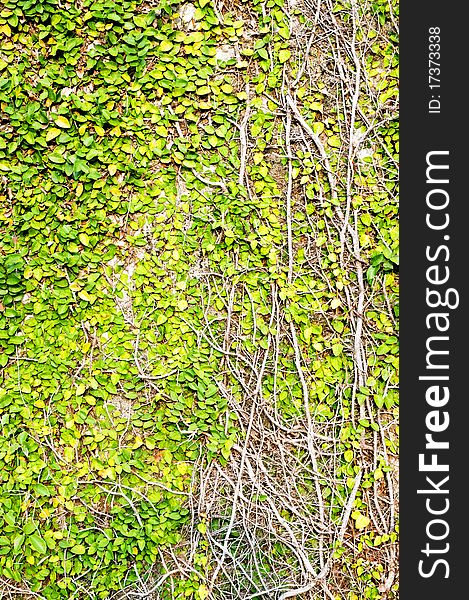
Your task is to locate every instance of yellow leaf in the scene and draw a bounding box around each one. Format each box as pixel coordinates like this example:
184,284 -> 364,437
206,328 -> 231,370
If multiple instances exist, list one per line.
76,384 -> 86,396
132,436 -> 144,449
63,448 -> 74,463
145,438 -> 156,450
94,125 -> 105,136
78,290 -> 95,303
76,182 -> 84,198
46,128 -> 61,142
312,122 -> 324,135
186,32 -> 204,44
69,280 -> 82,292
55,115 -> 71,128
155,125 -> 168,137
108,164 -> 118,175
177,299 -> 188,311
159,40 -> 173,52
354,513 -> 371,530
0,24 -> 12,37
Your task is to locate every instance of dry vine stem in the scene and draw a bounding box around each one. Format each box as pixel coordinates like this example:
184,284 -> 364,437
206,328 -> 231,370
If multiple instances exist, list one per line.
134,1 -> 400,599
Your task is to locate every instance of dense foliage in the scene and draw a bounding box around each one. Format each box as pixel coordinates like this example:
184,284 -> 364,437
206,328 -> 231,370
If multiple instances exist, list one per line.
0,0 -> 398,598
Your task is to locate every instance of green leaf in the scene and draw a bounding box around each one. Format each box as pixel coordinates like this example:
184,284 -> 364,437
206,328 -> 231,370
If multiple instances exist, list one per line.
197,522 -> 207,534
4,513 -> 15,527
278,49 -> 291,63
13,534 -> 25,551
376,343 -> 389,355
79,232 -> 90,247
23,521 -> 36,535
29,534 -> 47,554
133,15 -> 147,27
312,122 -> 324,135
33,483 -> 51,496
374,395 -> 384,408
331,343 -> 343,356
328,135 -> 341,148
332,320 -> 344,333
49,153 -> 66,164
71,544 -> 86,554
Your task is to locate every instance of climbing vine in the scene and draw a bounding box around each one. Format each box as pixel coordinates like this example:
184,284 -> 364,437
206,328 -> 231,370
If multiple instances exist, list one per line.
0,0 -> 398,598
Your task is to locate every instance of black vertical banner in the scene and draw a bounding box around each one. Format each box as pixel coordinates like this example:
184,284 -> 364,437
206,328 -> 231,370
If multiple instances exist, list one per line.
401,3 -> 468,597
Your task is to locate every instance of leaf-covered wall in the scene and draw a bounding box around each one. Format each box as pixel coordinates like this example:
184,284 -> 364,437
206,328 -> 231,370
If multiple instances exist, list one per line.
0,0 -> 398,598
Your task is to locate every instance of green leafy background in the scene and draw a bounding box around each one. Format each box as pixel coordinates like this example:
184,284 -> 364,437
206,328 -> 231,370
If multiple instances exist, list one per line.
0,0 -> 398,598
